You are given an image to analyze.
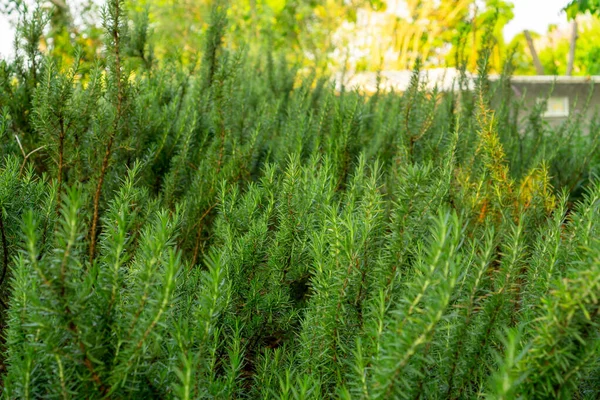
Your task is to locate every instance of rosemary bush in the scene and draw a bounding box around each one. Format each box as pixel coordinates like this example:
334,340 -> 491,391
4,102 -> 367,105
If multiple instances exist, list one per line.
0,1 -> 599,398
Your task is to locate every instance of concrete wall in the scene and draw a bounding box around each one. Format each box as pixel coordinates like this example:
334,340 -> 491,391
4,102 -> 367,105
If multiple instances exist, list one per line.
335,71 -> 600,132
500,80 -> 600,130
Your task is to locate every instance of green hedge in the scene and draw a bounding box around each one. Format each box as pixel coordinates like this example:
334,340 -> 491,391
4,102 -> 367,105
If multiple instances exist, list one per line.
0,1 -> 599,398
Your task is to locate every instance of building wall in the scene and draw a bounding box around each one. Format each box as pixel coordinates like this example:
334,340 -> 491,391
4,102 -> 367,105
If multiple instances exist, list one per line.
508,82 -> 600,129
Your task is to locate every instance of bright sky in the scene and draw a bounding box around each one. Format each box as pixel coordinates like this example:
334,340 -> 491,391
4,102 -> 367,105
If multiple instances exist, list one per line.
503,0 -> 568,41
0,12 -> 13,58
0,0 -> 571,59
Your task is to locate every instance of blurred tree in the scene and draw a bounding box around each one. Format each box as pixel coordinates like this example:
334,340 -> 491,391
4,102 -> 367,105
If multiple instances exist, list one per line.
544,17 -> 600,75
332,0 -> 513,72
393,0 -> 475,69
126,0 -> 517,73
128,0 -> 378,70
0,0 -> 516,74
523,29 -> 545,74
565,0 -> 600,18
2,0 -> 103,73
508,31 -> 543,75
447,0 -> 514,72
510,16 -> 600,76
564,0 -> 600,75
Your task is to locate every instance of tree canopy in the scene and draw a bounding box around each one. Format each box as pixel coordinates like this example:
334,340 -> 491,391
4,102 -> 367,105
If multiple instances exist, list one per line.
3,0 -> 517,73
565,0 -> 600,18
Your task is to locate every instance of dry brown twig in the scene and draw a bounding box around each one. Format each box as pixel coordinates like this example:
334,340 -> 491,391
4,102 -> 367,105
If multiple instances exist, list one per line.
15,134 -> 47,176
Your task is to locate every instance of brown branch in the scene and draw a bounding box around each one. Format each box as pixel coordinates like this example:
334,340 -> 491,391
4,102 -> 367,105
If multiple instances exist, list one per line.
49,0 -> 68,10
89,135 -> 115,261
191,203 -> 217,267
566,20 -> 578,76
0,211 -> 9,300
60,211 -> 106,391
14,134 -> 47,177
524,30 -> 544,75
89,0 -> 124,262
216,99 -> 226,175
455,299 -> 503,399
33,242 -> 107,393
56,117 -> 66,214
70,320 -> 107,394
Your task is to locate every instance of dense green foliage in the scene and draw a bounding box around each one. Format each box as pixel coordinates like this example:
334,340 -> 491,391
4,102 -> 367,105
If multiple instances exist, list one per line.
0,1 -> 599,398
566,0 -> 600,19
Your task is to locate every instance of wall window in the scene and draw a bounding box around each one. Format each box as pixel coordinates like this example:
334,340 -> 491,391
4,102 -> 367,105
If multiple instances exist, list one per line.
539,96 -> 569,117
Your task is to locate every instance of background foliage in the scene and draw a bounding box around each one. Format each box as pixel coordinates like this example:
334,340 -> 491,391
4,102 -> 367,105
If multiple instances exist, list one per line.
2,0 -> 521,72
